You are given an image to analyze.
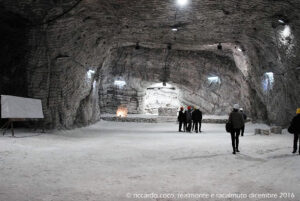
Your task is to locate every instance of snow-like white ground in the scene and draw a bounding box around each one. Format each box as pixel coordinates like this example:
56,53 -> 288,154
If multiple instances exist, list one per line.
0,122 -> 299,201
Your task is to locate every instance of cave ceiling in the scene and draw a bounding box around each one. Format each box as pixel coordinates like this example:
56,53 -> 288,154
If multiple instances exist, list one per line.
1,0 -> 300,47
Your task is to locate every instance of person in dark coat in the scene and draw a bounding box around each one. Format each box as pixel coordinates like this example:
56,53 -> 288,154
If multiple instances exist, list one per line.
185,106 -> 192,132
289,108 -> 300,154
192,107 -> 202,133
178,107 -> 186,132
192,107 -> 196,131
228,104 -> 245,154
239,108 -> 247,136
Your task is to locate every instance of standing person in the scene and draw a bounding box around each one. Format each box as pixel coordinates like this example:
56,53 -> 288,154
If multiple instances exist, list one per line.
192,107 -> 203,133
198,108 -> 203,132
288,108 -> 300,154
228,104 -> 245,154
178,107 -> 186,132
186,106 -> 192,132
192,106 -> 196,131
240,108 -> 247,136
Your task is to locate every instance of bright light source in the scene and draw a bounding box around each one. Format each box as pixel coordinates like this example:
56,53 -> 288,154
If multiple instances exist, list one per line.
262,72 -> 274,91
114,80 -> 126,88
172,28 -> 178,32
278,19 -> 285,24
177,0 -> 188,6
116,106 -> 128,117
237,47 -> 242,52
282,25 -> 291,38
87,70 -> 95,79
150,82 -> 171,88
265,72 -> 274,82
208,76 -> 221,84
278,24 -> 295,55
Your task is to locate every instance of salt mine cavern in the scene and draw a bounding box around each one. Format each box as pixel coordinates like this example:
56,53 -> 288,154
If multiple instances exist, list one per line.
0,0 -> 300,200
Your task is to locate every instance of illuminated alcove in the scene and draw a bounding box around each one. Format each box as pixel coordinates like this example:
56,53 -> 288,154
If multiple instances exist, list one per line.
143,83 -> 181,114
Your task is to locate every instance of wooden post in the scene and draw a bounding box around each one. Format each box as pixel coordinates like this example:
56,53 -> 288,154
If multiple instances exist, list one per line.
2,120 -> 10,136
11,120 -> 14,137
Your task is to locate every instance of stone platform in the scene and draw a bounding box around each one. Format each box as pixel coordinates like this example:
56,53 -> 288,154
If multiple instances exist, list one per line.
100,114 -> 230,123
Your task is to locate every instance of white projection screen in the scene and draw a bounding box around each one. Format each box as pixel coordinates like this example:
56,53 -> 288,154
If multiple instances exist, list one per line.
1,95 -> 44,119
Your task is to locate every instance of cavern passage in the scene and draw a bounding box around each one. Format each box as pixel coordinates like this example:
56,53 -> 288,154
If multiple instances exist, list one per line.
1,0 -> 299,128
2,1 -> 300,201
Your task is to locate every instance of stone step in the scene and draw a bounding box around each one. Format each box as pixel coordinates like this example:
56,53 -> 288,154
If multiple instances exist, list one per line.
100,114 -> 232,123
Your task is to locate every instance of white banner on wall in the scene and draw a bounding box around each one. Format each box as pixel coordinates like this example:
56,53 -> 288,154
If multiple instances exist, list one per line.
1,95 -> 44,119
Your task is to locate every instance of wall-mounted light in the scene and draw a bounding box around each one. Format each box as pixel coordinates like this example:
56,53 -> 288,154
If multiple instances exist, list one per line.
208,76 -> 221,84
87,70 -> 95,79
135,42 -> 140,50
217,43 -> 222,50
146,82 -> 175,90
262,72 -> 274,91
282,25 -> 291,38
176,0 -> 188,6
114,80 -> 126,88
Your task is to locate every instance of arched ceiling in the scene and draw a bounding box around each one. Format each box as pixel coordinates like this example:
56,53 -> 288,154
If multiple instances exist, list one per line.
1,0 -> 300,46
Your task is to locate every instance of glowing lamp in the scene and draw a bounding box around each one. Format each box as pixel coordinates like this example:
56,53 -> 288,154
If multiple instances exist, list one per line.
177,0 -> 188,6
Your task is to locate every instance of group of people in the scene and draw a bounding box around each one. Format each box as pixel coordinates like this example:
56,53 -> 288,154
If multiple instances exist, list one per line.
177,106 -> 203,133
177,104 -> 300,155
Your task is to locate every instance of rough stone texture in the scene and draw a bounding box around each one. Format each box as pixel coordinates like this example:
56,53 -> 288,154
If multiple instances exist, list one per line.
158,108 -> 177,116
144,86 -> 181,115
261,129 -> 270,135
100,116 -> 157,123
255,128 -> 261,135
0,0 -> 299,128
270,126 -> 282,134
99,47 -> 251,116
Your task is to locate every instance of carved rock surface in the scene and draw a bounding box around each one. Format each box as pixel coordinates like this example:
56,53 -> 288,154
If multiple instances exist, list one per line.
0,0 -> 299,128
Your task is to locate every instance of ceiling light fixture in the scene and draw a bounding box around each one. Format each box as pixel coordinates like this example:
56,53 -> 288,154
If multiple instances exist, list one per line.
135,42 -> 140,49
177,0 -> 188,6
217,43 -> 222,50
172,28 -> 178,32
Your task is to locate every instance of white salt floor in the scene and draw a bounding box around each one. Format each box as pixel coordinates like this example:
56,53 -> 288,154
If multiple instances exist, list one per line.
0,122 -> 299,201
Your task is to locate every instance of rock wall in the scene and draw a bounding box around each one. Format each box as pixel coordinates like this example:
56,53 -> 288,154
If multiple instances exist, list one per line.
99,46 -> 251,116
0,6 -> 30,126
0,0 -> 299,128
